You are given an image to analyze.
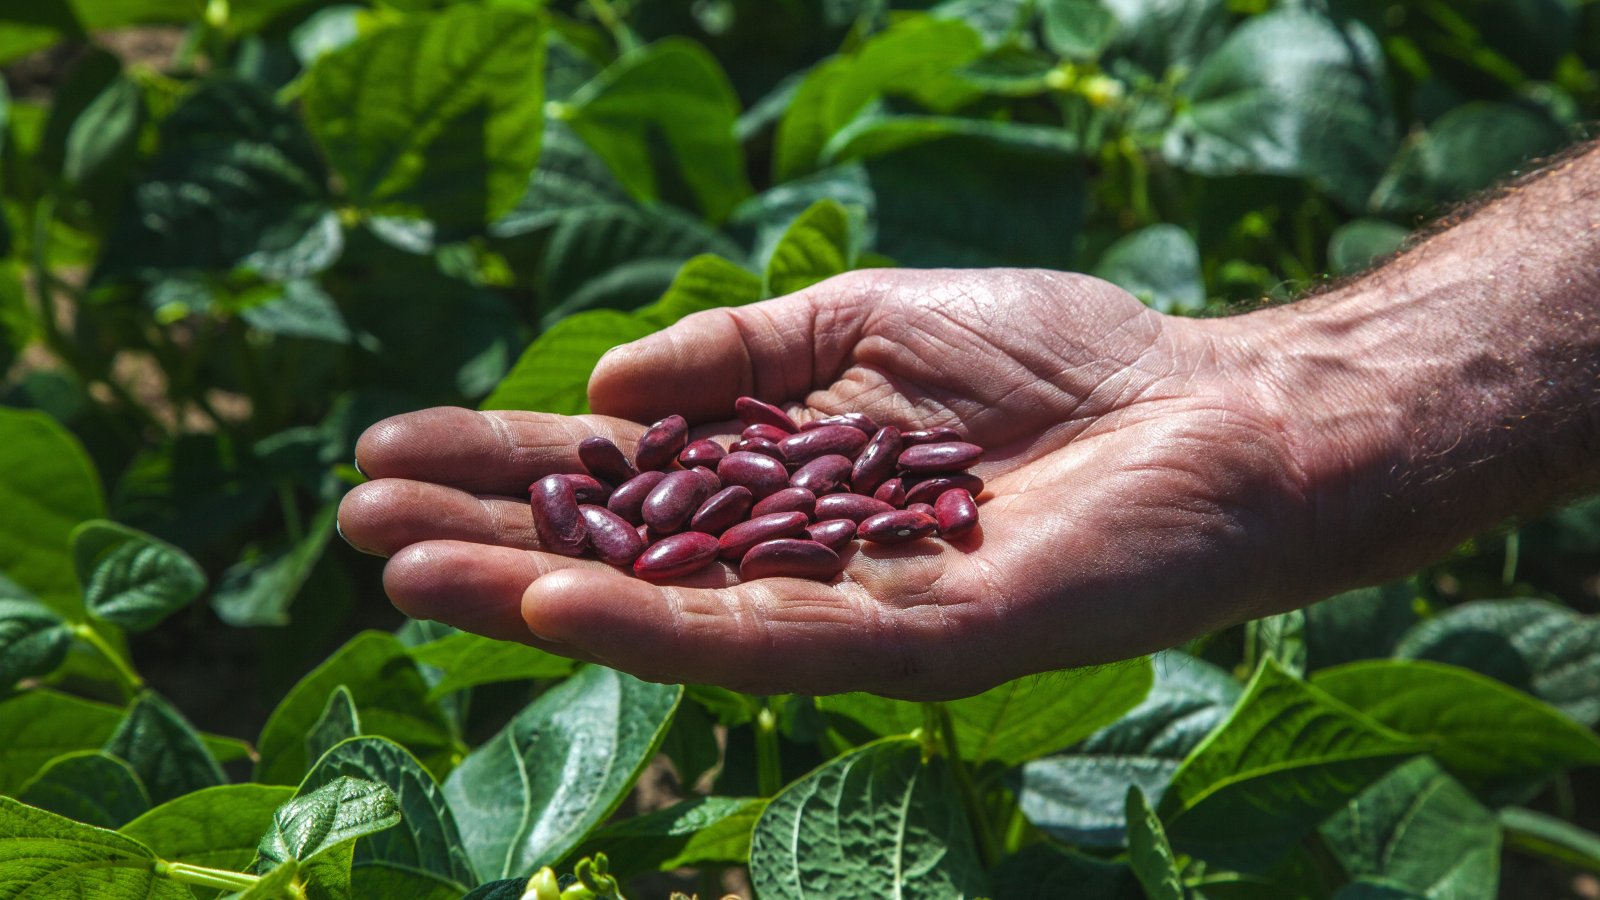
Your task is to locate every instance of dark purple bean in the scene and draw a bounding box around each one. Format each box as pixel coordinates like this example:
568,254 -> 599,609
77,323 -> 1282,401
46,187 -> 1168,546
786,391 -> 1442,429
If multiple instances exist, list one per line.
858,510 -> 938,544
806,518 -> 857,552
903,427 -> 962,446
899,441 -> 984,473
529,475 -> 587,556
607,470 -> 668,525
751,487 -> 816,520
579,436 -> 638,484
635,414 -> 689,471
791,454 -> 852,494
557,474 -> 611,505
579,505 -> 646,566
691,485 -> 754,535
813,493 -> 895,523
802,412 -> 878,435
730,438 -> 787,462
642,469 -> 713,532
634,532 -> 720,581
779,425 -> 869,467
740,539 -> 844,581
717,451 -> 790,500
742,423 -> 790,443
934,489 -> 978,537
691,465 -> 722,494
904,473 -> 984,506
718,512 -> 809,560
907,502 -> 935,518
679,439 -> 727,468
851,426 -> 902,496
873,478 -> 906,508
735,396 -> 799,434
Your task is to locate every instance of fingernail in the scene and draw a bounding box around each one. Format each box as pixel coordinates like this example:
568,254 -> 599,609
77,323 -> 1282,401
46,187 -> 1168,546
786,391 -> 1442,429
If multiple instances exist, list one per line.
335,519 -> 383,557
352,456 -> 368,479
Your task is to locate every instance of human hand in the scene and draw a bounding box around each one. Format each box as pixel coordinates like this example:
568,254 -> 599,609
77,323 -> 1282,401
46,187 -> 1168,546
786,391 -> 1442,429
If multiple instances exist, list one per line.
338,268 -> 1328,699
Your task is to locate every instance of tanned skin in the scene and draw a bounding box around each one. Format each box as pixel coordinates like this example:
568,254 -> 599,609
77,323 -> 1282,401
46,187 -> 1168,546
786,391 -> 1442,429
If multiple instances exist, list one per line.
338,142 -> 1600,700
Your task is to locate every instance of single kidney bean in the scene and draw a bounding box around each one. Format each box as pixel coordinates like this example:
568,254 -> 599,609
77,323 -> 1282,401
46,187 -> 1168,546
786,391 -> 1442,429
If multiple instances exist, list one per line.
717,451 -> 790,499
690,465 -> 722,495
730,437 -> 787,462
858,509 -> 938,544
899,441 -> 984,473
557,473 -> 611,505
752,486 -> 816,520
851,426 -> 902,496
530,475 -> 587,556
642,469 -> 713,532
906,502 -> 935,518
814,493 -> 895,523
718,512 -> 809,560
635,414 -> 689,471
802,412 -> 878,435
579,436 -> 638,484
691,485 -> 754,535
735,396 -> 799,433
904,472 -> 984,506
740,539 -> 844,581
634,532 -> 720,581
791,454 -> 852,494
741,423 -> 790,443
779,425 -> 869,466
934,488 -> 979,537
873,478 -> 906,508
680,439 -> 727,468
579,505 -> 646,566
607,470 -> 668,525
806,518 -> 858,552
902,426 -> 963,446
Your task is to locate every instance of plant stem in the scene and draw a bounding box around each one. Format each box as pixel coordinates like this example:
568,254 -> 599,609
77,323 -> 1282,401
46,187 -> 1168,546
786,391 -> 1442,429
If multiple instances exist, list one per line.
1501,530 -> 1521,586
928,703 -> 1002,869
71,623 -> 144,697
159,860 -> 262,892
585,0 -> 639,53
755,702 -> 782,797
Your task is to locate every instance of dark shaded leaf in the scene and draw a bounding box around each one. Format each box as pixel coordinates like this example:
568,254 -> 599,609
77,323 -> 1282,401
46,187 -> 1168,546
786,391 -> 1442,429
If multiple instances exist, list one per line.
1125,786 -> 1182,900
72,520 -> 206,632
568,795 -> 765,878
17,750 -> 150,829
1327,219 -> 1409,276
406,631 -> 576,699
213,502 -> 339,627
104,692 -> 226,806
306,685 -> 363,767
1370,102 -> 1568,214
0,597 -> 72,689
0,689 -> 126,795
1093,224 -> 1205,313
0,407 -> 105,617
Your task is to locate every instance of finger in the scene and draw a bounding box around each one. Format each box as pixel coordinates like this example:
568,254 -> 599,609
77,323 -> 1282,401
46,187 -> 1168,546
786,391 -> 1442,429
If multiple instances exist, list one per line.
338,479 -> 536,557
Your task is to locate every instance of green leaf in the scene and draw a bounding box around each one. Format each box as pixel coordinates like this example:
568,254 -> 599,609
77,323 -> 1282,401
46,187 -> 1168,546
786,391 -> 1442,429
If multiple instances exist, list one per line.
257,776 -> 402,870
406,632 -> 576,700
61,73 -> 142,188
564,39 -> 750,222
1500,806 -> 1600,874
989,842 -> 1136,899
237,859 -> 302,899
1125,786 -> 1183,900
301,737 -> 477,891
1039,0 -> 1119,59
1327,219 -> 1408,277
0,688 -> 126,795
1370,102 -> 1569,214
1158,658 -> 1426,872
0,597 -> 72,689
306,686 -> 363,767
0,794 -> 189,899
119,784 -> 297,875
0,407 -> 105,616
1079,0 -> 1230,73
821,115 -> 1081,168
17,751 -> 150,829
442,665 -> 682,879
749,738 -> 989,899
213,502 -> 339,627
568,796 -> 765,878
104,691 -> 226,806
763,199 -> 856,298
729,164 -> 875,267
347,865 -> 463,900
1093,224 -> 1205,314
256,631 -> 459,786
1305,580 -> 1419,671
241,281 -> 353,344
303,5 -> 547,227
71,520 -> 206,632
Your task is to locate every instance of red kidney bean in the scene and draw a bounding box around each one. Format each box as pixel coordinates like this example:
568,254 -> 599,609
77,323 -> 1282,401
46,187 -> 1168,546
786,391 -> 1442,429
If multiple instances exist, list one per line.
899,441 -> 984,473
634,532 -> 720,581
934,488 -> 978,537
717,451 -> 790,499
779,425 -> 869,466
607,470 -> 668,525
802,412 -> 878,435
579,505 -> 646,566
635,414 -> 688,471
752,486 -> 816,519
740,539 -> 844,581
906,502 -> 935,518
579,436 -> 638,484
557,473 -> 611,505
642,469 -> 713,532
679,439 -> 727,468
718,512 -> 809,560
529,475 -> 587,556
904,472 -> 984,506
735,396 -> 799,434
730,437 -> 787,462
858,509 -> 938,544
874,479 -> 906,508
814,493 -> 895,523
690,465 -> 722,494
903,427 -> 963,446
851,426 -> 902,496
741,423 -> 789,443
791,454 -> 852,494
691,485 -> 754,535
806,518 -> 857,552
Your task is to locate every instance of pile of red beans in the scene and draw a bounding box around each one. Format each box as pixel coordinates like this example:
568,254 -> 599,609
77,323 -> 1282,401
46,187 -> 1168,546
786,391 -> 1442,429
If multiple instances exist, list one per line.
528,397 -> 983,582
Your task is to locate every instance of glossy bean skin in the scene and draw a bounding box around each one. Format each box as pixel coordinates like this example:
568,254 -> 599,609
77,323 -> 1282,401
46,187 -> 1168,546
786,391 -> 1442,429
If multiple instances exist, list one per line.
529,475 -> 587,556
730,438 -> 787,462
741,423 -> 790,443
691,485 -> 755,535
679,439 -> 727,468
899,441 -> 984,473
934,488 -> 979,537
578,436 -> 638,484
814,493 -> 895,523
635,414 -> 689,471
579,505 -> 646,566
858,509 -> 939,544
690,465 -> 722,495
717,451 -> 791,499
740,539 -> 844,581
902,427 -> 963,446
778,425 -> 869,467
904,472 -> 984,506
735,396 -> 799,433
642,469 -> 713,532
906,502 -> 935,518
791,454 -> 853,494
751,486 -> 816,520
806,518 -> 858,552
557,473 -> 611,505
802,412 -> 878,435
873,478 -> 906,508
718,512 -> 809,560
850,426 -> 902,496
607,470 -> 668,525
634,532 -> 720,581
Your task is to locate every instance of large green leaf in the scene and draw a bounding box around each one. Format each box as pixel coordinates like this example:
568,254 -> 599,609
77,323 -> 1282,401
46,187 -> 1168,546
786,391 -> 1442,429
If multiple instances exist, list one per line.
72,521 -> 205,633
104,691 -> 226,806
119,784 -> 296,875
16,751 -> 149,829
0,794 -> 189,899
821,115 -> 1081,168
1158,659 -> 1426,872
1500,806 -> 1600,874
0,689 -> 126,795
763,199 -> 857,298
749,738 -> 989,899
1327,220 -> 1409,277
1093,224 -> 1205,314
303,5 -> 546,227
1370,102 -> 1569,214
0,407 -> 104,616
729,164 -> 875,267
256,776 -> 402,870
442,665 -> 681,880
406,632 -> 576,700
1125,786 -> 1182,900
306,686 -> 363,767
567,795 -> 765,879
0,598 -> 72,689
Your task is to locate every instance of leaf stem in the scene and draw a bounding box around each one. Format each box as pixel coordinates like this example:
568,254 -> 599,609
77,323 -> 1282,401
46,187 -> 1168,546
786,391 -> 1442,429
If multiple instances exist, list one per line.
755,702 -> 782,797
71,623 -> 145,697
927,702 -> 1002,869
159,860 -> 262,892
1501,530 -> 1520,585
